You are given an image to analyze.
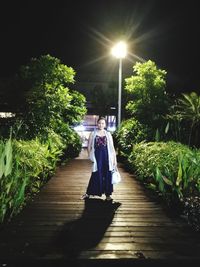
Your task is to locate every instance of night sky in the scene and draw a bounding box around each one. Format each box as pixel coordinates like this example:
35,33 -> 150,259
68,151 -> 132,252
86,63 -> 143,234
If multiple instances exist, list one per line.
0,0 -> 200,94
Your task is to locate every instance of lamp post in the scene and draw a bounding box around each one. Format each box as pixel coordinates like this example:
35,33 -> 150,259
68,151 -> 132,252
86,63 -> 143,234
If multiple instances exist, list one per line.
111,41 -> 127,127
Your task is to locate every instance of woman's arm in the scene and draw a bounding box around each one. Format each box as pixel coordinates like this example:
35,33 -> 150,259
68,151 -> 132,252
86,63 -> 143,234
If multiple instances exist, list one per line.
87,132 -> 93,157
108,132 -> 117,167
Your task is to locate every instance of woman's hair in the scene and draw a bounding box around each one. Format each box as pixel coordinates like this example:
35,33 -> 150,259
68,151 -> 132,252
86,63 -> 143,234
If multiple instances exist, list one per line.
97,116 -> 106,123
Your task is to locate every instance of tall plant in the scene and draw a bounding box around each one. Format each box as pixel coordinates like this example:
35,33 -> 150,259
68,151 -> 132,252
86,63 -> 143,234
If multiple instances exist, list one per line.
129,141 -> 200,208
166,92 -> 200,147
125,60 -> 170,140
176,92 -> 200,146
0,137 -> 13,222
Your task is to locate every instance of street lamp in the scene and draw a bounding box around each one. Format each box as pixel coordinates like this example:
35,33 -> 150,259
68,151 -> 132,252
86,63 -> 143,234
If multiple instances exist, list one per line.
111,41 -> 127,127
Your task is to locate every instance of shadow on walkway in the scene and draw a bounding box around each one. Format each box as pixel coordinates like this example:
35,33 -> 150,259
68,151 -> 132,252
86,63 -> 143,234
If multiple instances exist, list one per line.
53,198 -> 121,259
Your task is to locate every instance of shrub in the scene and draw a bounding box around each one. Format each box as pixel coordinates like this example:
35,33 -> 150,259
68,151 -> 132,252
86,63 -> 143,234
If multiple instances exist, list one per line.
128,141 -> 200,215
115,118 -> 147,158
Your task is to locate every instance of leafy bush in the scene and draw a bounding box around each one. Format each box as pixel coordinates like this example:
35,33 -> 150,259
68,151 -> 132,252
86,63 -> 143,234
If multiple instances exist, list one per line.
12,55 -> 86,141
61,128 -> 82,159
115,118 -> 147,157
128,141 -> 200,210
0,134 -> 66,223
165,92 -> 200,148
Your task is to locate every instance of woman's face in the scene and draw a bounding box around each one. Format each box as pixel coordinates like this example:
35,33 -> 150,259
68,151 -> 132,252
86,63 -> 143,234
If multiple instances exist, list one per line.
97,119 -> 106,130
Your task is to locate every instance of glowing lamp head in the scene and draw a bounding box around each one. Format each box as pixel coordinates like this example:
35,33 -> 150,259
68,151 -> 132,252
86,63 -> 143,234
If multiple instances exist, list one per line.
111,41 -> 127,58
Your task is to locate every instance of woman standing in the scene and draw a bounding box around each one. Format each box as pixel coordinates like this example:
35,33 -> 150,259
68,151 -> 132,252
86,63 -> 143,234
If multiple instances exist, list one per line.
82,117 -> 117,201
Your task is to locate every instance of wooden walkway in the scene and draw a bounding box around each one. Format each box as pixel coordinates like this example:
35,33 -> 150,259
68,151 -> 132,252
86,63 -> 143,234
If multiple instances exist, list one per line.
0,149 -> 200,266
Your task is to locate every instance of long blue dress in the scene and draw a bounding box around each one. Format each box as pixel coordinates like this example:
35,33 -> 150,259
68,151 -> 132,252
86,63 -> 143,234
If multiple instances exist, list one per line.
86,135 -> 113,197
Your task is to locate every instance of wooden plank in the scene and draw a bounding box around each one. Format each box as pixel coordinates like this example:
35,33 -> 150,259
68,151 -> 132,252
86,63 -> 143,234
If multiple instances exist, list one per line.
0,148 -> 199,261
77,250 -> 181,259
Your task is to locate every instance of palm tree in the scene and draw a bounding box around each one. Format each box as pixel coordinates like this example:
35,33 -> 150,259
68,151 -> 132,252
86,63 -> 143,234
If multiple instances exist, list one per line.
176,92 -> 200,146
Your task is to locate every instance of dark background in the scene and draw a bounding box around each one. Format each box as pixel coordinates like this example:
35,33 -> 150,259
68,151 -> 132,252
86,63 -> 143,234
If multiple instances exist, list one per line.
0,0 -> 200,94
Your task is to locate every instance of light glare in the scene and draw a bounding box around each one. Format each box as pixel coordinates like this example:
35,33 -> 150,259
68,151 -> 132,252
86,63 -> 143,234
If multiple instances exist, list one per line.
111,41 -> 127,58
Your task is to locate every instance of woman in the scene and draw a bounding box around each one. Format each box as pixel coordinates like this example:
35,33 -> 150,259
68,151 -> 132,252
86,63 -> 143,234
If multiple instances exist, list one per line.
81,117 -> 117,201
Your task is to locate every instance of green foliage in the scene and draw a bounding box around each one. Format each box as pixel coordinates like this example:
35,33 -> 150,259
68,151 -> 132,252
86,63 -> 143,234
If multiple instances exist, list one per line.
63,90 -> 87,125
16,83 -> 72,139
155,128 -> 160,142
128,141 -> 200,206
14,54 -> 86,140
0,137 -> 13,222
20,54 -> 75,86
166,92 -> 200,147
125,60 -> 170,139
0,136 -> 13,179
0,54 -> 86,224
0,134 -> 65,223
0,125 -> 83,224
177,92 -> 200,123
63,129 -> 82,159
115,118 -> 148,157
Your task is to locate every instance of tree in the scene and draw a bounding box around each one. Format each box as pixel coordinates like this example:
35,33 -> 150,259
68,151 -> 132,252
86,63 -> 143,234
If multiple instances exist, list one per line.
125,60 -> 170,139
14,54 -> 87,140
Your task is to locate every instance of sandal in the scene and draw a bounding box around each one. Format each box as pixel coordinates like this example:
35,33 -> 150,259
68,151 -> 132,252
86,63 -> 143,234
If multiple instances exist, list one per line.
105,196 -> 113,201
81,194 -> 89,200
